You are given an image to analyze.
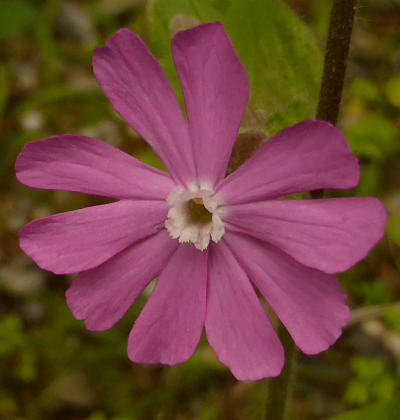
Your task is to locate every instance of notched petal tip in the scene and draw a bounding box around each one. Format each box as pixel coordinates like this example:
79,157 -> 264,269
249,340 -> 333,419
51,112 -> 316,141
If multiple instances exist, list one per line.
127,345 -> 195,367
172,21 -> 223,40
92,28 -> 140,66
301,303 -> 352,356
92,24 -> 196,186
100,27 -> 138,49
218,119 -> 361,204
309,119 -> 361,187
297,118 -> 361,182
127,244 -> 207,367
329,197 -> 387,274
229,352 -> 285,381
224,232 -> 352,358
206,242 -> 285,381
172,19 -> 249,186
18,222 -> 64,276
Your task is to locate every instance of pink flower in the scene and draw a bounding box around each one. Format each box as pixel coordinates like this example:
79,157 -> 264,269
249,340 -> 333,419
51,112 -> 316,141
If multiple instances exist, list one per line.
15,23 -> 386,381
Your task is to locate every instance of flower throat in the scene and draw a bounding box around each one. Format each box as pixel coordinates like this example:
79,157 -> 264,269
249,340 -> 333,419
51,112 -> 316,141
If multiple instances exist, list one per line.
165,186 -> 226,251
186,198 -> 213,225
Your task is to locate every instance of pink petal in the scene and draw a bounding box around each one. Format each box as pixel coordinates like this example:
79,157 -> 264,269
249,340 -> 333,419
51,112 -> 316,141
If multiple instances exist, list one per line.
128,244 -> 207,365
172,22 -> 249,187
217,120 -> 360,203
225,232 -> 351,355
66,230 -> 177,331
93,29 -> 196,187
15,135 -> 174,200
205,242 -> 284,381
224,197 -> 386,274
19,200 -> 168,274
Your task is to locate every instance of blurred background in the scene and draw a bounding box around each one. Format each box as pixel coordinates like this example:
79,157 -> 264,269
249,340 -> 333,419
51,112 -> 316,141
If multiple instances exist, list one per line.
0,0 -> 399,419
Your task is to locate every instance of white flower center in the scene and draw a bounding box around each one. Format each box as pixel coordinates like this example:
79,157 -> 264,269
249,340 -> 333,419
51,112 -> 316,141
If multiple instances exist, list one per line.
165,186 -> 226,251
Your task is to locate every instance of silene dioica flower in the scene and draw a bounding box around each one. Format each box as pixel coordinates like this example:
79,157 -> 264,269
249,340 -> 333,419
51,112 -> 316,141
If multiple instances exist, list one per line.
16,23 -> 386,380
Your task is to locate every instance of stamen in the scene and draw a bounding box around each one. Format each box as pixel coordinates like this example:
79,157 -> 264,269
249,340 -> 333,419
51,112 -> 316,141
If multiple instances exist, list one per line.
187,199 -> 213,225
165,186 -> 225,251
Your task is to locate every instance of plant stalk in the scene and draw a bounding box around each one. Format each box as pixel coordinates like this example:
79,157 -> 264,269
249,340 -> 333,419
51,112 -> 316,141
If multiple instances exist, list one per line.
265,325 -> 297,420
266,1 -> 358,418
312,0 -> 358,197
317,0 -> 358,125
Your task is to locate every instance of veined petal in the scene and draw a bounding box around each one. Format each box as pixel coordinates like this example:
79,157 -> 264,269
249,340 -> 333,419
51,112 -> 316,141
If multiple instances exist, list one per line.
93,29 -> 196,186
66,230 -> 177,331
15,135 -> 174,200
205,241 -> 284,380
19,200 -> 168,274
128,243 -> 207,365
217,120 -> 360,203
225,232 -> 351,355
172,22 -> 249,187
224,198 -> 386,274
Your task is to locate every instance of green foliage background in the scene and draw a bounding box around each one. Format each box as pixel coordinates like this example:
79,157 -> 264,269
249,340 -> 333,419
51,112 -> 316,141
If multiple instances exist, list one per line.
0,0 -> 399,419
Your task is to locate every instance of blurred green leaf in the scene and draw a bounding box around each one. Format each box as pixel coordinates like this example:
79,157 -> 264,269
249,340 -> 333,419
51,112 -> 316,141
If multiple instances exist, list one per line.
350,356 -> 385,381
0,63 -> 12,124
328,400 -> 400,420
349,78 -> 380,104
15,85 -> 103,115
0,314 -> 25,356
345,114 -> 399,159
384,306 -> 400,332
87,412 -> 107,420
147,0 -> 322,135
353,162 -> 382,196
345,380 -> 369,405
200,405 -> 219,420
385,75 -> 400,108
0,393 -> 18,416
344,357 -> 396,406
359,280 -> 390,305
34,0 -> 63,84
0,0 -> 36,38
16,349 -> 37,383
387,213 -> 400,246
136,148 -> 167,172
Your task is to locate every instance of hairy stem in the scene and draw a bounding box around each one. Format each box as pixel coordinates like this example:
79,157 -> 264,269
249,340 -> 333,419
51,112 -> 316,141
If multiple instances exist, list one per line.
317,0 -> 358,125
312,0 -> 358,198
265,325 -> 297,420
266,1 -> 359,417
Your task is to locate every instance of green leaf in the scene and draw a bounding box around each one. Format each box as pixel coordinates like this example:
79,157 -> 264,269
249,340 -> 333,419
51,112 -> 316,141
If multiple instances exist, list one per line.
387,212 -> 400,246
328,400 -> 400,420
0,0 -> 36,38
136,148 -> 168,172
353,162 -> 382,196
0,62 -> 12,124
147,0 -> 322,135
345,114 -> 399,159
349,78 -> 380,104
0,315 -> 25,356
385,75 -> 400,108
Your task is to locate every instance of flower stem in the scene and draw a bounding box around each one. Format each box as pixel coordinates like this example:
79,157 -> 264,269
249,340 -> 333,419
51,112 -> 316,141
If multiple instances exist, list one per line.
265,1 -> 359,418
265,325 -> 297,420
317,0 -> 358,125
312,0 -> 358,199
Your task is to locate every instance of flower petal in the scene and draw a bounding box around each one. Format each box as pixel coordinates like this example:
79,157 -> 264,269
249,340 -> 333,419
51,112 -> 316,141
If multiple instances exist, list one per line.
15,135 -> 175,200
66,230 -> 177,331
224,198 -> 386,274
225,232 -> 351,355
19,200 -> 168,274
128,243 -> 207,365
205,241 -> 284,380
172,22 -> 249,187
217,120 -> 360,203
93,29 -> 196,186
